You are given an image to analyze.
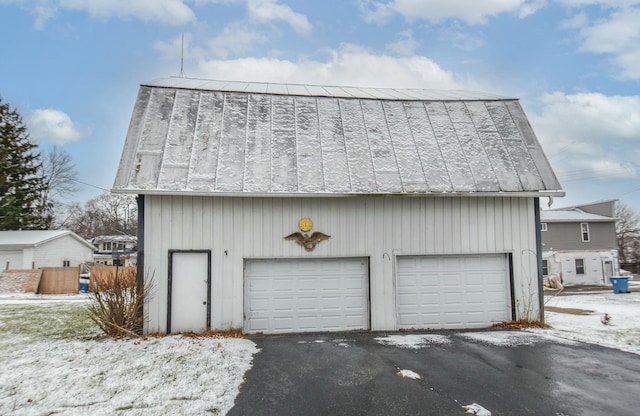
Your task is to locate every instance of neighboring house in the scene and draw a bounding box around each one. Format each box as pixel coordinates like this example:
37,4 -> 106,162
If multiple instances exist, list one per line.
113,77 -> 563,335
541,200 -> 618,286
91,235 -> 137,266
0,230 -> 95,270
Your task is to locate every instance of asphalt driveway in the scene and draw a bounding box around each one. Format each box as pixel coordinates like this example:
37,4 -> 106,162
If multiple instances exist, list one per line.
228,331 -> 640,416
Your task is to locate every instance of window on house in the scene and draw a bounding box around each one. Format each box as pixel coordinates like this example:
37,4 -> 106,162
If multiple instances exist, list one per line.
575,258 -> 585,275
63,260 -> 70,267
542,260 -> 549,276
540,223 -> 547,232
580,223 -> 590,242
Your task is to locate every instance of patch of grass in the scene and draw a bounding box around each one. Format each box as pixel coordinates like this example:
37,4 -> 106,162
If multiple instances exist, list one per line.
0,303 -> 100,340
492,319 -> 550,329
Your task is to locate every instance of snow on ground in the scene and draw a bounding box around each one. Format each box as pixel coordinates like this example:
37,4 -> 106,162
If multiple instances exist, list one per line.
0,300 -> 258,415
462,402 -> 492,415
0,293 -> 91,304
459,330 -> 578,347
1,290 -> 638,414
541,291 -> 640,355
374,334 -> 451,349
397,369 -> 422,380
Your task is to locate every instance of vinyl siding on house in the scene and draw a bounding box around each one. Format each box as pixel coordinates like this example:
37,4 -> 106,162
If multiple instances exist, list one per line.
542,222 -> 617,251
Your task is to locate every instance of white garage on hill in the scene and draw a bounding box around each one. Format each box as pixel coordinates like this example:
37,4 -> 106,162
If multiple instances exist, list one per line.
113,77 -> 563,334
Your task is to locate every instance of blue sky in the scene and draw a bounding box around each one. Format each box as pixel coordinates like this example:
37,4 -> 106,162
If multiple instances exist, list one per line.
1,0 -> 639,212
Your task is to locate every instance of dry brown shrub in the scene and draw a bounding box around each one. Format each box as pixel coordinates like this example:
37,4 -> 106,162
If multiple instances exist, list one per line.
87,267 -> 153,338
491,319 -> 550,329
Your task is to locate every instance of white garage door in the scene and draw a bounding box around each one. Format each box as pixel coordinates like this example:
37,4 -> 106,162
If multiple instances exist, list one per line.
397,254 -> 511,329
0,251 -> 23,270
244,258 -> 369,334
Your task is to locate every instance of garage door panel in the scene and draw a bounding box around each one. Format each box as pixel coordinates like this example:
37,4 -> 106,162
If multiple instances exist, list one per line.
397,254 -> 510,330
245,258 -> 369,334
273,298 -> 294,312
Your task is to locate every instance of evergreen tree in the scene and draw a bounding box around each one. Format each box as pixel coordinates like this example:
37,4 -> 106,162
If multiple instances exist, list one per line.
0,97 -> 49,230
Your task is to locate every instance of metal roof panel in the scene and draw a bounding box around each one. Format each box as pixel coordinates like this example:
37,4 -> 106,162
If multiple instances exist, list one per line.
115,78 -> 562,196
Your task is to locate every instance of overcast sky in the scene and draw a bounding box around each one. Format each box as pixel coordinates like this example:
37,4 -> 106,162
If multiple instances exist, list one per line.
0,0 -> 639,211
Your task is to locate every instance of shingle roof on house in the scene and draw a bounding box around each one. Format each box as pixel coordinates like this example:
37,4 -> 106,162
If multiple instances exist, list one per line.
113,77 -> 563,197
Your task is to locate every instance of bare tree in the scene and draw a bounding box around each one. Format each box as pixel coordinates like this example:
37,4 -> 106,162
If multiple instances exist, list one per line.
616,202 -> 640,266
65,192 -> 137,239
40,146 -> 79,227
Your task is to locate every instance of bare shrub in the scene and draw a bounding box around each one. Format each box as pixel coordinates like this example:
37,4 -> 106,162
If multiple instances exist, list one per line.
87,267 -> 153,338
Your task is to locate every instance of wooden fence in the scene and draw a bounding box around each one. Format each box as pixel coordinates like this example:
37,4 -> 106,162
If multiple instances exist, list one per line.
34,266 -> 137,294
89,266 -> 137,285
38,267 -> 80,294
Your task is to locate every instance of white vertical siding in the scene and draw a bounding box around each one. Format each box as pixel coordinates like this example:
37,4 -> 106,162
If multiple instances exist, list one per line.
143,195 -> 539,333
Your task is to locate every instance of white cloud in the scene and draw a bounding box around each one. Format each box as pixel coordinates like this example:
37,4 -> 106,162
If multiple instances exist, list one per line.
575,7 -> 640,79
26,109 -> 83,145
518,0 -> 546,18
556,0 -> 640,6
363,0 -> 538,25
155,24 -> 268,64
60,0 -> 195,25
208,22 -> 268,58
530,92 -> 640,181
385,30 -> 418,56
193,44 -> 464,89
440,26 -> 485,51
32,5 -> 56,30
154,34 -> 190,62
560,12 -> 588,30
14,0 -> 196,27
247,0 -> 312,34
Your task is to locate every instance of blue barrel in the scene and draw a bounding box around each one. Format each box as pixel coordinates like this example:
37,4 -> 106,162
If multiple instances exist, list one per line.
79,273 -> 90,293
609,276 -> 630,294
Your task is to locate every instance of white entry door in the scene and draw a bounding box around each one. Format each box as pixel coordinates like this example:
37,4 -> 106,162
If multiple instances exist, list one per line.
169,251 -> 210,333
396,254 -> 511,330
244,258 -> 369,334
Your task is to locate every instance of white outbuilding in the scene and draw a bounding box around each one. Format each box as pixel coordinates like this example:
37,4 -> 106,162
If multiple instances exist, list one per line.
113,77 -> 563,334
0,230 -> 94,270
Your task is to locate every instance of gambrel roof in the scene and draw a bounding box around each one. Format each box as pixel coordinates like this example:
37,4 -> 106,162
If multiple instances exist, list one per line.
113,77 -> 563,197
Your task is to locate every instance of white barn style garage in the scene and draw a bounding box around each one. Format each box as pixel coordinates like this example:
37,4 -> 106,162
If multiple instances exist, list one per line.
113,77 -> 563,334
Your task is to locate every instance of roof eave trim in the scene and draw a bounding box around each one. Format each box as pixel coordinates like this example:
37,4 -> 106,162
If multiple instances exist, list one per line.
541,218 -> 615,223
112,189 -> 566,198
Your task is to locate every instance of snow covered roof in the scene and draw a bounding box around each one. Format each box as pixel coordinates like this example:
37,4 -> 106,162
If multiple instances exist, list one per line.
144,77 -> 514,101
541,209 -> 615,222
113,77 -> 563,197
91,235 -> 137,243
0,230 -> 95,249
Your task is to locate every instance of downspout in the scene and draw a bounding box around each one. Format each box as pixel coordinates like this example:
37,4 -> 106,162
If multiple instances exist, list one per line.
136,194 -> 145,335
534,198 -> 544,323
